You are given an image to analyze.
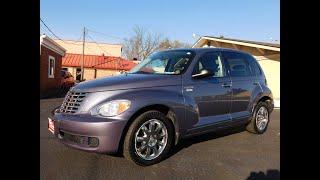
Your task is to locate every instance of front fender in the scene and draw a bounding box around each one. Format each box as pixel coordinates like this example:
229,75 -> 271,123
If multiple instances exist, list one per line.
110,86 -> 187,142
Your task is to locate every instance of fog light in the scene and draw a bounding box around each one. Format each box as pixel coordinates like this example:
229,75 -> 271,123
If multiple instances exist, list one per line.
88,137 -> 99,147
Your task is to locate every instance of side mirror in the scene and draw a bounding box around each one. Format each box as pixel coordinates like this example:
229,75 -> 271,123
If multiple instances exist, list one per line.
192,69 -> 214,79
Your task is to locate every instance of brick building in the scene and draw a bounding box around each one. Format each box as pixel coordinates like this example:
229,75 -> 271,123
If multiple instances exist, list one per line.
40,35 -> 66,97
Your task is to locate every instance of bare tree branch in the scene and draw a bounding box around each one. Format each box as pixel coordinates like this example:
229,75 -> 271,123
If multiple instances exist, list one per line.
122,26 -> 191,60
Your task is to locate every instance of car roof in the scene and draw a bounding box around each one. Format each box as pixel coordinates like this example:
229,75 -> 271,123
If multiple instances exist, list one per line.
159,47 -> 251,55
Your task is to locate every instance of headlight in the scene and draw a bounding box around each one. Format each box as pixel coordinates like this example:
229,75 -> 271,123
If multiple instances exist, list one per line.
96,100 -> 131,117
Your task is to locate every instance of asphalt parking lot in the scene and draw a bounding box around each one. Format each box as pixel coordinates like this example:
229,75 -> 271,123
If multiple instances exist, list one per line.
40,98 -> 280,180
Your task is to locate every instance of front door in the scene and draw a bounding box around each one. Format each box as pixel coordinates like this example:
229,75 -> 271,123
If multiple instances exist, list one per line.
184,52 -> 232,129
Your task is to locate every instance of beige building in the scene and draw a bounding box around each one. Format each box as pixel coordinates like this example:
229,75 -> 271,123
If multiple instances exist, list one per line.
54,39 -> 122,56
193,36 -> 280,107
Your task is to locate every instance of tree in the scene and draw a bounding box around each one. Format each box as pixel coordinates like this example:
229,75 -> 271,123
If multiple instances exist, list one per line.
158,38 -> 191,50
122,26 -> 191,60
122,26 -> 162,60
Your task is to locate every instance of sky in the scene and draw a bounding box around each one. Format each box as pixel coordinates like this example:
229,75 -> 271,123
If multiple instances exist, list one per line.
40,0 -> 280,45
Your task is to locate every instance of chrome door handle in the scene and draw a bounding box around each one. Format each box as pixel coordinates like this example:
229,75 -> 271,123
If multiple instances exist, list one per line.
184,86 -> 194,92
222,83 -> 232,88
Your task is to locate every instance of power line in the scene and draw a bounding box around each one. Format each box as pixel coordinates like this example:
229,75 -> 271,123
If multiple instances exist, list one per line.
40,19 -> 124,69
86,28 -> 125,41
40,24 -> 51,35
40,19 -> 122,47
40,18 -> 83,45
83,45 -> 123,68
91,58 -> 121,68
86,33 -> 117,57
76,33 -> 83,42
57,39 -> 83,45
86,33 -> 124,70
40,18 -> 62,40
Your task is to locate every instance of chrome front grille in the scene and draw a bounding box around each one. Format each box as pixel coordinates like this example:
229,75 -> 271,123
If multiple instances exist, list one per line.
59,91 -> 87,113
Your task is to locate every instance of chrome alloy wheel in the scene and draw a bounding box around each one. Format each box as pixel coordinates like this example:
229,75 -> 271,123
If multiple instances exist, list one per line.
256,106 -> 269,131
134,119 -> 168,161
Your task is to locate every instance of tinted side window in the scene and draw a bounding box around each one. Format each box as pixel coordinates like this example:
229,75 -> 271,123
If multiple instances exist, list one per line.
245,54 -> 262,76
193,52 -> 224,77
223,52 -> 251,77
251,60 -> 262,76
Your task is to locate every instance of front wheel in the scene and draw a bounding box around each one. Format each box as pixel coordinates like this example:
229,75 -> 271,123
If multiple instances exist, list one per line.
123,110 -> 174,166
246,101 -> 270,134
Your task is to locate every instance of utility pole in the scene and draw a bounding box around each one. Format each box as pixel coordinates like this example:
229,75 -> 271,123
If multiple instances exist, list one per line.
81,27 -> 86,81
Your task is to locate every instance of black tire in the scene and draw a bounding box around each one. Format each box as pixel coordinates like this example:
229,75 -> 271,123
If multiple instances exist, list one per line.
246,101 -> 270,134
123,110 -> 174,166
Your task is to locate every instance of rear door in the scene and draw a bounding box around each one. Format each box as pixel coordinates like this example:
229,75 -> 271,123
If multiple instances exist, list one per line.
222,51 -> 258,121
246,54 -> 267,87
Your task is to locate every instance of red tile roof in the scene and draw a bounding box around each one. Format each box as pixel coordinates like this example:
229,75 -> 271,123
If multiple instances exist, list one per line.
62,53 -> 137,71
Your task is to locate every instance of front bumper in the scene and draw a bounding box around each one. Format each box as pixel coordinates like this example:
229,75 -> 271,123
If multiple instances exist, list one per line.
50,111 -> 129,154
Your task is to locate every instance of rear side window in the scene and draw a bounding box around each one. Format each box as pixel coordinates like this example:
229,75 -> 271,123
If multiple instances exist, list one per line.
251,59 -> 262,76
245,54 -> 262,76
223,52 -> 251,77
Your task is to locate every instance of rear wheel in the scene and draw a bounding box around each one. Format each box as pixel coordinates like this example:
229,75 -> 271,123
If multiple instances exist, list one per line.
246,101 -> 270,134
123,110 -> 174,166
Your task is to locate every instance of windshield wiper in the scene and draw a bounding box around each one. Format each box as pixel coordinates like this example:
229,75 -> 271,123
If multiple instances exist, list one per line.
133,71 -> 154,74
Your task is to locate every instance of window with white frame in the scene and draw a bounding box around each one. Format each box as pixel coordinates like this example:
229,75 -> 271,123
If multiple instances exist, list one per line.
48,56 -> 55,78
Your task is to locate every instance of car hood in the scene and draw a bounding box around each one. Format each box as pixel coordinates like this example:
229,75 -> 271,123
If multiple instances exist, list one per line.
72,73 -> 181,92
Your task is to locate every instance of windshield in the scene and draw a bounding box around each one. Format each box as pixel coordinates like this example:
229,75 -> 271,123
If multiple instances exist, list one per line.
129,50 -> 195,75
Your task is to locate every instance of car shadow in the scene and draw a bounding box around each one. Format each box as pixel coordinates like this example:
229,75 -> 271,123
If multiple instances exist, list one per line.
167,125 -> 247,158
246,169 -> 280,180
111,125 -> 247,159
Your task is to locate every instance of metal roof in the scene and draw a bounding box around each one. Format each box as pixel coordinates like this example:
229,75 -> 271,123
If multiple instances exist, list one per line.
62,53 -> 137,71
203,36 -> 280,48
